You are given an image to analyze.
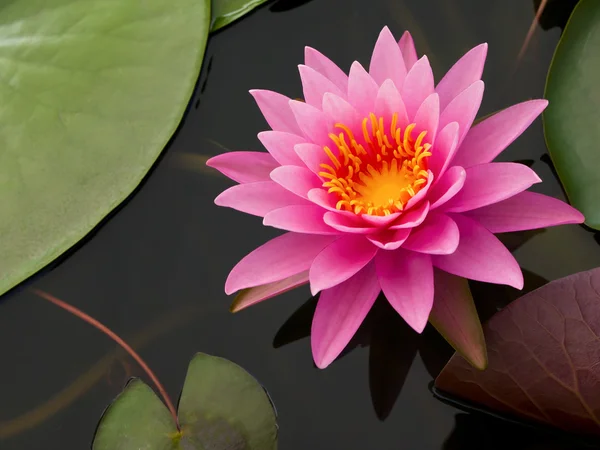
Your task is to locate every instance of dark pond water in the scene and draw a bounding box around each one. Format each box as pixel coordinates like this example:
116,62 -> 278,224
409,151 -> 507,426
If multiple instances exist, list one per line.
0,0 -> 598,449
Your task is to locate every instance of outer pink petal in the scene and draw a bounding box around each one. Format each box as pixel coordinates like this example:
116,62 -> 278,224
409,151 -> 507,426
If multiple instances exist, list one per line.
299,65 -> 345,108
230,271 -> 309,312
443,162 -> 542,213
376,249 -> 433,333
432,214 -> 523,289
263,205 -> 337,234
295,143 -> 329,176
429,166 -> 466,210
348,61 -> 379,117
403,213 -> 459,254
464,191 -> 585,233
311,262 -> 380,369
225,233 -> 339,294
322,93 -> 361,128
323,212 -> 379,234
435,43 -> 488,111
428,122 -> 459,178
270,165 -> 322,199
438,80 -> 484,146
257,131 -> 306,166
401,56 -> 435,119
367,228 -> 411,250
250,90 -> 302,135
398,31 -> 418,70
389,201 -> 430,229
413,93 -> 440,144
452,100 -> 549,168
206,151 -> 279,184
305,46 -> 349,92
309,235 -> 378,295
215,181 -> 310,217
370,26 -> 407,89
289,100 -> 331,145
374,79 -> 409,129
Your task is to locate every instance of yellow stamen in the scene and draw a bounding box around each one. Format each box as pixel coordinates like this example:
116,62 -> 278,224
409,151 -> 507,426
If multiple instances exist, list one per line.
319,114 -> 432,216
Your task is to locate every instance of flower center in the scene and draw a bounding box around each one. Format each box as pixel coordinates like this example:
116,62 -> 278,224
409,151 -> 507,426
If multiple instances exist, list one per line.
319,113 -> 432,216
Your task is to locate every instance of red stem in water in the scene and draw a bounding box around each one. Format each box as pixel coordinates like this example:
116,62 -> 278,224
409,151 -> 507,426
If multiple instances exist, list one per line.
32,288 -> 180,430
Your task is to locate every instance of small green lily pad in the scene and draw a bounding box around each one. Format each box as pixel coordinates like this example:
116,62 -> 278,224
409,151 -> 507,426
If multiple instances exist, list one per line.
544,0 -> 600,229
92,353 -> 278,450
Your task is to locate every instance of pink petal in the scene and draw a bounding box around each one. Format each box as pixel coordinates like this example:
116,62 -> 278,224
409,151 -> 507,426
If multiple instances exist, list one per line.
398,31 -> 418,70
225,233 -> 339,294
429,269 -> 487,369
405,170 -> 434,210
464,191 -> 585,233
206,151 -> 279,184
299,64 -> 345,108
270,165 -> 322,199
413,93 -> 440,144
289,100 -> 331,145
305,46 -> 349,92
367,228 -> 411,250
309,235 -> 378,295
348,61 -> 379,117
370,26 -> 407,90
263,205 -> 337,234
215,181 -> 310,217
376,249 -> 433,332
360,212 -> 402,227
443,162 -> 542,213
307,187 -> 339,212
323,211 -> 379,234
403,213 -> 459,254
311,262 -> 380,368
230,271 -> 309,312
374,79 -> 409,129
389,201 -> 430,229
432,214 -> 523,289
322,93 -> 361,128
452,100 -> 549,168
250,90 -> 302,135
428,122 -> 459,178
438,80 -> 484,146
436,43 -> 488,111
295,143 -> 329,176
401,56 -> 435,119
429,166 -> 466,210
257,131 -> 306,166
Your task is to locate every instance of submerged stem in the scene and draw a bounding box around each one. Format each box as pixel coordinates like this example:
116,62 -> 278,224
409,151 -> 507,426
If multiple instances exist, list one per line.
32,289 -> 180,431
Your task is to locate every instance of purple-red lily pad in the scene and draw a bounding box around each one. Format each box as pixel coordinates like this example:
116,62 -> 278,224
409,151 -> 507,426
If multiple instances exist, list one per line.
435,267 -> 600,436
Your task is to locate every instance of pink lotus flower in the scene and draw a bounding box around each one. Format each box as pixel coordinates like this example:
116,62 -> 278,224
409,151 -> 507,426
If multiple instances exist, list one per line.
207,27 -> 584,369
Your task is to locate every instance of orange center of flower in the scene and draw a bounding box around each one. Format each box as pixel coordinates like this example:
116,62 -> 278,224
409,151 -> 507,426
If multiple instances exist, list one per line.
319,113 -> 432,216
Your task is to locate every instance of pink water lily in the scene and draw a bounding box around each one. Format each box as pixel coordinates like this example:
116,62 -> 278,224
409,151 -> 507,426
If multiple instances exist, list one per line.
207,27 -> 584,369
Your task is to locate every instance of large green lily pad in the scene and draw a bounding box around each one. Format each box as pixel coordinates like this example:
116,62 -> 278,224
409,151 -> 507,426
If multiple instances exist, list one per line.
544,0 -> 600,229
211,0 -> 270,31
92,353 -> 278,449
0,0 -> 210,297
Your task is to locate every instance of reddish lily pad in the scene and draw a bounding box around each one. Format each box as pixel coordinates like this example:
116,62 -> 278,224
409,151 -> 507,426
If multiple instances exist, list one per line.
435,267 -> 600,436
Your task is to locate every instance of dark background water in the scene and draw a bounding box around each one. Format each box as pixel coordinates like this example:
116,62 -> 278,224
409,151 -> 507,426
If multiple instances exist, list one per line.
0,0 -> 597,449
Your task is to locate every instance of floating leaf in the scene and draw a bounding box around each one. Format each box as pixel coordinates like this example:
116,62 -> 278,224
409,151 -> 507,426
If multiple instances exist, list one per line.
211,0 -> 269,31
92,353 -> 278,449
435,267 -> 600,436
0,0 -> 210,297
544,0 -> 600,229
93,380 -> 178,450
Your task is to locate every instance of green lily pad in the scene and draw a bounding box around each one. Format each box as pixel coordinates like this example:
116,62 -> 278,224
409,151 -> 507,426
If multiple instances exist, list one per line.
211,0 -> 270,31
92,353 -> 278,449
544,0 -> 600,229
0,0 -> 210,298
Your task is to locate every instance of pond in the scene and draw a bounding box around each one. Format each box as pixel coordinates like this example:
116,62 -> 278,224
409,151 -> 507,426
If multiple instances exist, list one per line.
0,0 -> 598,448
